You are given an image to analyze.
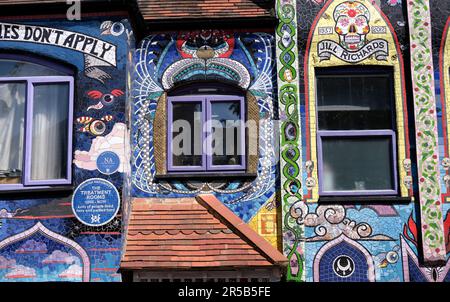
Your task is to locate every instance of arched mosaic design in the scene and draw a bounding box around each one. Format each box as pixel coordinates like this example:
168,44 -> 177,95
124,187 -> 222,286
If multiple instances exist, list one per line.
131,30 -> 278,222
0,222 -> 90,282
303,0 -> 412,202
313,235 -> 375,282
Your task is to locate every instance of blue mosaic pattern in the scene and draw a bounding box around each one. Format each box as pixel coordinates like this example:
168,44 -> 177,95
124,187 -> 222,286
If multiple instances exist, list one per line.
407,256 -> 428,282
297,0 -> 450,282
318,241 -> 370,282
0,17 -> 132,282
131,31 -> 279,222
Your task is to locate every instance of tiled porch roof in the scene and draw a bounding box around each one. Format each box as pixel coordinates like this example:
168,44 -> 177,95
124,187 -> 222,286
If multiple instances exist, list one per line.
120,194 -> 287,270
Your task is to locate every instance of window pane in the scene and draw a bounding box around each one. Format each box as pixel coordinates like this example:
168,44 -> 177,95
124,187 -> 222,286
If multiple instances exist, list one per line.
0,59 -> 65,77
321,136 -> 395,192
211,101 -> 242,166
171,102 -> 202,167
31,83 -> 70,180
0,82 -> 26,184
317,75 -> 393,130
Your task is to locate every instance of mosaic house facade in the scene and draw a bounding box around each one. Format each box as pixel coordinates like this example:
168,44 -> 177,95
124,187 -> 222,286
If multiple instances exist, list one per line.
0,0 -> 448,282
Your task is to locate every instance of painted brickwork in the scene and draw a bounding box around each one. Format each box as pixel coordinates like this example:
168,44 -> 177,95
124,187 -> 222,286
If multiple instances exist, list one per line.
0,18 -> 132,282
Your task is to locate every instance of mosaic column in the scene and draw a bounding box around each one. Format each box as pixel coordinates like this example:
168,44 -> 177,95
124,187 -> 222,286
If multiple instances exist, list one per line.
275,0 -> 305,281
406,0 -> 446,264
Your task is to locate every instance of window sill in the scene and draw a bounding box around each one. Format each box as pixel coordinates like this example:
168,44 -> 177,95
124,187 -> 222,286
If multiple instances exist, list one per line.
156,173 -> 257,180
318,196 -> 412,204
0,186 -> 74,198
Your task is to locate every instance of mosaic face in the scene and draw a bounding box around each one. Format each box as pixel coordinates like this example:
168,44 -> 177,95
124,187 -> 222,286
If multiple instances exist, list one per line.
176,30 -> 234,59
333,1 -> 371,50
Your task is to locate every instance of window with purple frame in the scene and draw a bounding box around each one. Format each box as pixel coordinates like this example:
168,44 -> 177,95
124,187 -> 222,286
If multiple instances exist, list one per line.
316,67 -> 398,196
0,55 -> 74,190
167,94 -> 246,173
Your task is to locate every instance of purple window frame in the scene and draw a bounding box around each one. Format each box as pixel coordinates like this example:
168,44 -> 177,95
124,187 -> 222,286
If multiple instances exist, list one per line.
167,96 -> 207,172
317,130 -> 398,196
0,57 -> 74,191
167,94 -> 246,173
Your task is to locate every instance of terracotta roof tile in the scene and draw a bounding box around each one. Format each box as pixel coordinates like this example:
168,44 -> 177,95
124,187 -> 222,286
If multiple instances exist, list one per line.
120,195 -> 287,270
137,0 -> 274,21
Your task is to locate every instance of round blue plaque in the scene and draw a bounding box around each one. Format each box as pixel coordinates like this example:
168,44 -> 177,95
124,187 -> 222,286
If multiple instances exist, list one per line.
72,178 -> 120,227
96,151 -> 121,175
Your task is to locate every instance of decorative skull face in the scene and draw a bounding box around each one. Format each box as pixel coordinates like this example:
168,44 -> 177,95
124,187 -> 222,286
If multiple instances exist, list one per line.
444,175 -> 450,188
306,177 -> 317,190
403,176 -> 413,189
305,160 -> 315,174
442,158 -> 450,170
403,159 -> 411,172
334,1 -> 371,51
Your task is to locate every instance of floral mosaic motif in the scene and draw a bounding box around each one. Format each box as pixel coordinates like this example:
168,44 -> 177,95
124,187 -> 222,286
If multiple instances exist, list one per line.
276,0 -> 305,282
333,1 -> 371,51
387,0 -> 402,6
406,0 -> 446,262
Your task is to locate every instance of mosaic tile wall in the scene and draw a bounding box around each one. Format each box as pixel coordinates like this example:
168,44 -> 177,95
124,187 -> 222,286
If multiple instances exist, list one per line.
0,18 -> 132,282
131,30 -> 280,226
275,0 -> 306,282
278,0 -> 450,282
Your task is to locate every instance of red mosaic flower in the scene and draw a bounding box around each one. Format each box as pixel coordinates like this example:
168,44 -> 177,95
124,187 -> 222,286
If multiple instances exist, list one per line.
347,9 -> 357,18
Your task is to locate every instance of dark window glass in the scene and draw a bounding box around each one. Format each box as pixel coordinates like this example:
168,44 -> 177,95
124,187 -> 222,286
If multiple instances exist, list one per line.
0,59 -> 66,77
0,58 -> 73,190
321,136 -> 395,192
0,82 -> 26,184
31,83 -> 70,180
167,93 -> 246,173
211,101 -> 242,166
171,102 -> 202,167
316,69 -> 398,196
317,75 -> 393,130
